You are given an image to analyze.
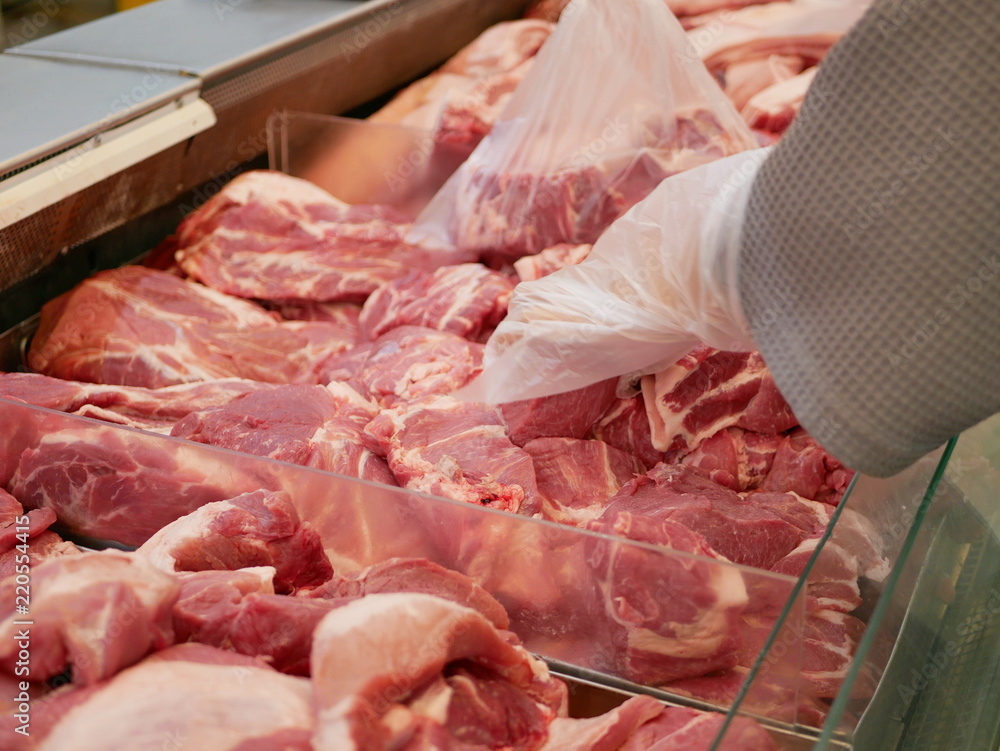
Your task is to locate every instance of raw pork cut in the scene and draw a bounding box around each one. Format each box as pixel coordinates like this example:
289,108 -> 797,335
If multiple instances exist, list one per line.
27,265 -> 350,388
525,0 -> 783,22
681,427 -> 783,491
0,551 -> 179,685
303,557 -> 510,629
322,326 -> 484,407
586,513 -> 747,684
171,567 -> 276,643
513,242 -> 592,282
523,437 -> 644,525
136,489 -> 333,593
540,694 -> 777,751
0,372 -> 275,432
358,263 -> 514,342
742,66 -> 817,134
212,593 -> 348,676
365,396 -> 542,515
760,427 -> 854,504
371,20 -> 554,150
599,464 -> 826,570
8,423 -> 261,546
311,593 -> 566,750
34,644 -> 313,751
590,393 -> 667,469
641,346 -> 798,456
0,483 -> 78,581
500,378 -> 619,446
169,382 -> 395,484
438,109 -> 749,265
173,171 -> 471,303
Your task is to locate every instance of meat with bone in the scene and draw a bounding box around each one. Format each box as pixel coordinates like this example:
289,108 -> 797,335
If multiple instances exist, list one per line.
358,263 -> 514,342
135,489 -> 333,594
364,396 -> 542,515
513,242 -> 592,282
590,393 -> 667,469
0,372 -> 276,432
302,557 -> 510,630
322,326 -> 484,408
27,265 -> 352,388
311,593 -> 566,750
586,513 -> 748,684
0,551 -> 179,685
7,423 -> 262,546
169,382 -> 395,484
681,427 -> 783,491
523,437 -> 644,525
35,644 -> 314,751
173,171 -> 472,304
500,378 -> 620,447
599,464 -> 826,570
641,346 -> 798,457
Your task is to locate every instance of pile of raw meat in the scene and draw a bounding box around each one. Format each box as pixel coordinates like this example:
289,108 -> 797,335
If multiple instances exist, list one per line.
0,0 -> 880,740
0,489 -> 778,750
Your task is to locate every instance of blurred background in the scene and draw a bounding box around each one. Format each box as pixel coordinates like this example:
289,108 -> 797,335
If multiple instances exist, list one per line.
1,0 -> 155,50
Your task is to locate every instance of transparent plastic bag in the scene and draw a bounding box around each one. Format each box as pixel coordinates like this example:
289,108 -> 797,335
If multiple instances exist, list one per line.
456,148 -> 770,405
407,0 -> 758,266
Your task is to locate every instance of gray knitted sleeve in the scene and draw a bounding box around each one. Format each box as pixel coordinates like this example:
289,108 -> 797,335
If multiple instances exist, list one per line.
737,0 -> 1000,477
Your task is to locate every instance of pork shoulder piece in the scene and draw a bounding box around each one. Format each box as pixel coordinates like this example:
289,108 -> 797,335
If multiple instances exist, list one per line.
513,242 -> 592,282
641,346 -> 798,457
500,378 -> 620,447
302,557 -> 509,630
311,593 -> 566,748
587,514 -> 747,684
523,437 -> 644,526
322,326 -> 484,408
365,395 -> 542,515
169,382 -> 395,484
35,644 -> 313,751
0,490 -> 78,582
0,551 -> 179,685
27,265 -> 347,387
0,372 -> 276,431
7,423 -> 262,546
539,695 -> 666,751
358,263 -> 514,342
136,489 -> 333,593
600,464 -> 826,570
174,170 -> 472,303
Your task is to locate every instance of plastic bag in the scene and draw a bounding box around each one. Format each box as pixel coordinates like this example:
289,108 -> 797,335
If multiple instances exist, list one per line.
407,0 -> 758,265
455,148 -> 770,404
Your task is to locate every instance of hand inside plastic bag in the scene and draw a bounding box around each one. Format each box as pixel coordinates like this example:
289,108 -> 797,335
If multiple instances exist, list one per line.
457,148 -> 771,404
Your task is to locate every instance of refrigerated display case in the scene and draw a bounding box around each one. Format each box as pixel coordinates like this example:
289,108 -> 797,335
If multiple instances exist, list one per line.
1,2 -> 998,748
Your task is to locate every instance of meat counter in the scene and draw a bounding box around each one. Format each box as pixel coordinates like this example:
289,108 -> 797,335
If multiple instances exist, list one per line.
0,1 -> 998,749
